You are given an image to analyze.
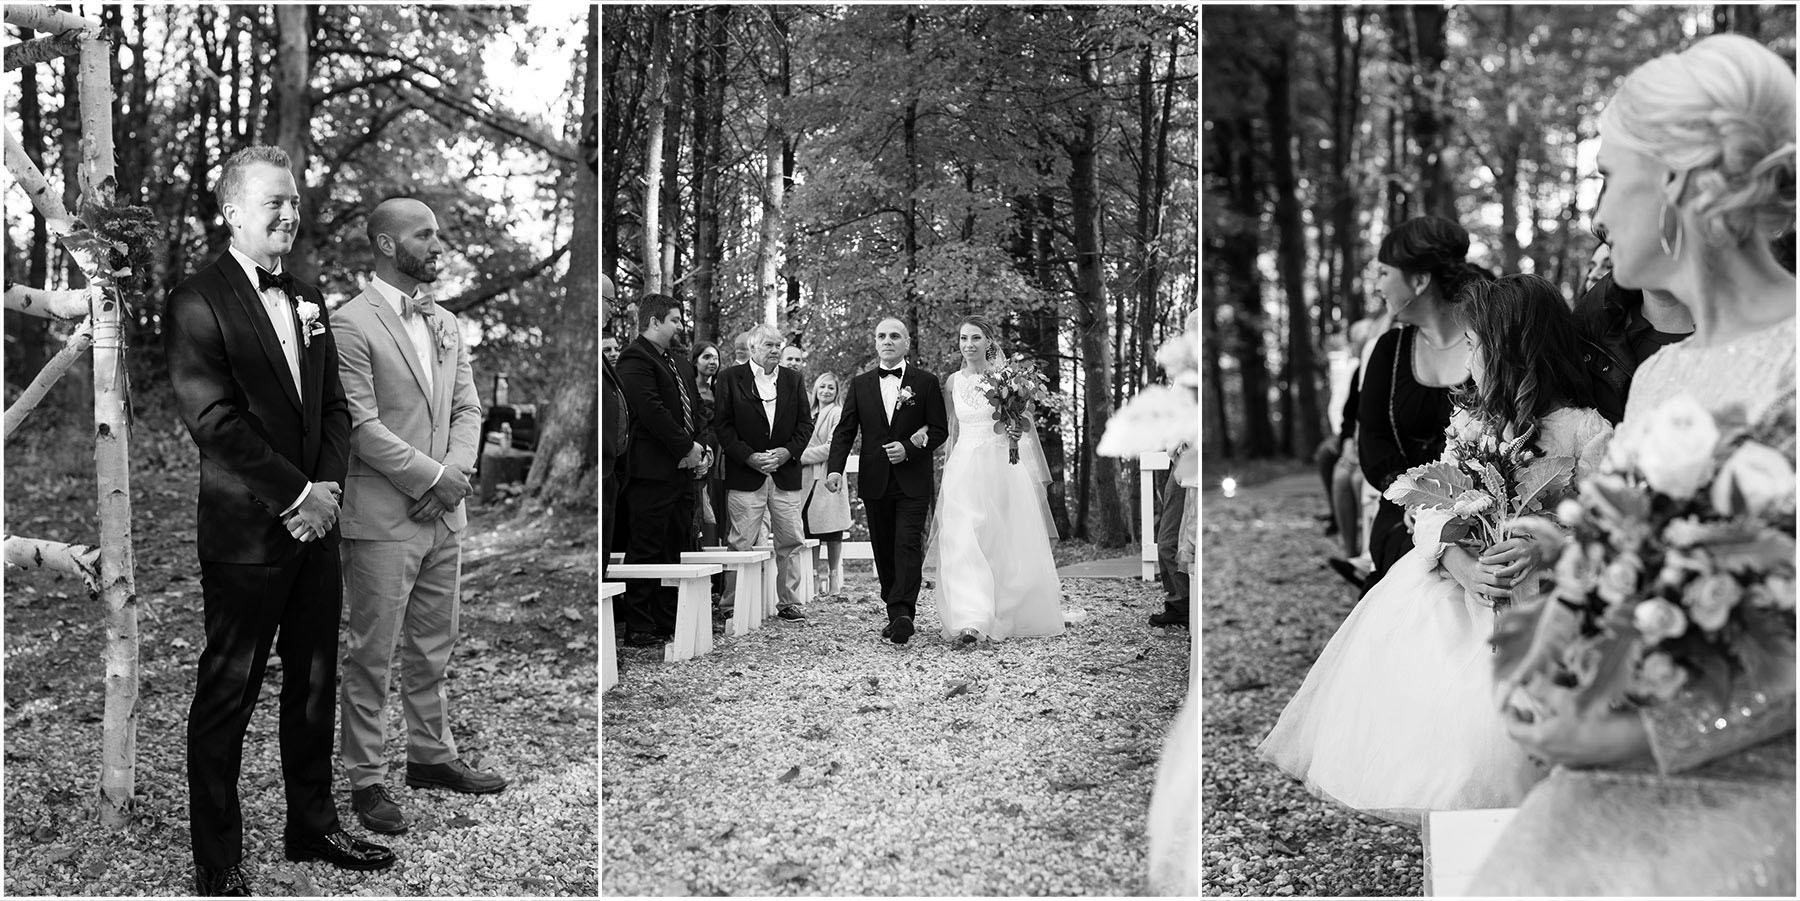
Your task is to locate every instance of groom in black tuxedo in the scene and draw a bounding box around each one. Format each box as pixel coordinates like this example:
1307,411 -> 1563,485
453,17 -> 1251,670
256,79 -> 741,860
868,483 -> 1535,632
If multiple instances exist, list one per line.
165,145 -> 394,895
826,317 -> 948,644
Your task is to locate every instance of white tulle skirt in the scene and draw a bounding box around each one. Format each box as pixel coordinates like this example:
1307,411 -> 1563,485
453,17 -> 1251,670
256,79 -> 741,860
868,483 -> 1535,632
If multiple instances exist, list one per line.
930,437 -> 1064,641
1255,545 -> 1547,825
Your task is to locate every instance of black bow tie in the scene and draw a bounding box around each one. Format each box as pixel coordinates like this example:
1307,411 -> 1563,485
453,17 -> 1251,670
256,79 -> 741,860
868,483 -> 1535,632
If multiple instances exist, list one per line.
256,267 -> 294,296
879,368 -> 903,379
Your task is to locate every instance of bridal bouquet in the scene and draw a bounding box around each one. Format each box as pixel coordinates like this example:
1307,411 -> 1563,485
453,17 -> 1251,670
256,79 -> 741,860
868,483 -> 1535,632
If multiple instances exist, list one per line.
1492,395 -> 1797,715
1383,413 -> 1579,556
981,353 -> 1059,464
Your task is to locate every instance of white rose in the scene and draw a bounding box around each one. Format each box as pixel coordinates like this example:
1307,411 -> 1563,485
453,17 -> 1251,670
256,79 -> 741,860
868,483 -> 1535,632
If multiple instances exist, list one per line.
1684,574 -> 1743,632
1632,651 -> 1689,702
1633,598 -> 1689,644
1709,441 -> 1796,518
1633,395 -> 1719,500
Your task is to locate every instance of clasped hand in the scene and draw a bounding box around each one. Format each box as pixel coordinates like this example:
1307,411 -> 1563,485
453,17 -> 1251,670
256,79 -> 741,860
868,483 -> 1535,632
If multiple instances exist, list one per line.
1468,536 -> 1542,599
748,448 -> 790,474
282,481 -> 341,542
408,463 -> 476,523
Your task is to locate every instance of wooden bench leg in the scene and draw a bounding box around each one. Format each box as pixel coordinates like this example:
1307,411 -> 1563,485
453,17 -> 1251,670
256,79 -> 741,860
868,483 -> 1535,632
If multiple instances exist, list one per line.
763,556 -> 779,617
601,594 -> 618,692
729,564 -> 753,637
666,577 -> 706,662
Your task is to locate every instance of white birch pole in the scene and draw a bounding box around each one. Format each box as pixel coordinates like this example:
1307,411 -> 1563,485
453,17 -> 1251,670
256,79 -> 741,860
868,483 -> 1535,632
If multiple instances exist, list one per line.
78,30 -> 139,829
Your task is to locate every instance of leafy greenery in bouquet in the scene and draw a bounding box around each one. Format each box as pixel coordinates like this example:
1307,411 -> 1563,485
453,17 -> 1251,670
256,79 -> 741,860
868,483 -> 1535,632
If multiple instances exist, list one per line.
1492,395 -> 1798,717
1382,412 -> 1579,569
980,353 -> 1063,464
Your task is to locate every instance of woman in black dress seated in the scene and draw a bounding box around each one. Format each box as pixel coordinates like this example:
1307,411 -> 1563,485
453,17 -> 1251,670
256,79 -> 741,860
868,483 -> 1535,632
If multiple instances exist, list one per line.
1357,216 -> 1492,593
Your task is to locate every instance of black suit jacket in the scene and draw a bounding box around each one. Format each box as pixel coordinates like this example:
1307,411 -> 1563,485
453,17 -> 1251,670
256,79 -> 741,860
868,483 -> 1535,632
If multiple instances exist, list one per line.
615,335 -> 702,482
828,363 -> 949,499
714,362 -> 812,491
164,252 -> 351,564
601,357 -> 631,478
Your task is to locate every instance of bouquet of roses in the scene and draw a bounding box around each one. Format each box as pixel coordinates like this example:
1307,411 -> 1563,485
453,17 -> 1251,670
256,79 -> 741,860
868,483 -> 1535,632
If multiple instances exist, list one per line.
1491,394 -> 1797,717
1383,412 -> 1580,563
981,353 -> 1061,464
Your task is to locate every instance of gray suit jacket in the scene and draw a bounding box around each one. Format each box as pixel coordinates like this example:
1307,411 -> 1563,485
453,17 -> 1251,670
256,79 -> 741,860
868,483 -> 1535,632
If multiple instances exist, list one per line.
334,286 -> 482,539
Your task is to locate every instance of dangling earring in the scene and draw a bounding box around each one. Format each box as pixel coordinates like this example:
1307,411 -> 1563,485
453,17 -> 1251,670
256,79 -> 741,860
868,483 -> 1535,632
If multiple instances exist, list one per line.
1659,202 -> 1683,258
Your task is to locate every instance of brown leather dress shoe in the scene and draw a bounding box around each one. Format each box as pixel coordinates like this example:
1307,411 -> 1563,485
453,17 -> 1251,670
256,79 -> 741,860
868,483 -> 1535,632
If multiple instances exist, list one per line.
194,863 -> 252,896
406,758 -> 508,794
283,829 -> 396,871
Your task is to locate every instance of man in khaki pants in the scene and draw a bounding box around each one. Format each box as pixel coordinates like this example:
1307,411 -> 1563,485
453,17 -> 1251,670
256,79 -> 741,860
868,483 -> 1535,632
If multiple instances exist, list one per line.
335,197 -> 506,835
715,323 -> 813,619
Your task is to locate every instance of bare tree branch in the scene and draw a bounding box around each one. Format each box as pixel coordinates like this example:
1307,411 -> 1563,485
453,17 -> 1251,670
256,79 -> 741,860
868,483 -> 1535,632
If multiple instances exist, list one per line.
441,243 -> 572,314
4,30 -> 84,72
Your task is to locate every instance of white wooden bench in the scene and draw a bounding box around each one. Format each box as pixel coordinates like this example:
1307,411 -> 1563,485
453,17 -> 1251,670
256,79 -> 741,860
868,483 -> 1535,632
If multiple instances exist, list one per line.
600,582 -> 625,691
604,563 -> 724,662
681,550 -> 772,636
749,539 -> 821,607
1138,450 -> 1171,581
1423,807 -> 1517,896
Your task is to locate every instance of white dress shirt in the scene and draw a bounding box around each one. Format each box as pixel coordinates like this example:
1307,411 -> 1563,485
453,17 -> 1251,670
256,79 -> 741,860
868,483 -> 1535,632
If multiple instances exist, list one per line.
225,245 -> 310,515
369,275 -> 436,391
367,275 -> 447,489
750,360 -> 780,426
878,361 -> 906,424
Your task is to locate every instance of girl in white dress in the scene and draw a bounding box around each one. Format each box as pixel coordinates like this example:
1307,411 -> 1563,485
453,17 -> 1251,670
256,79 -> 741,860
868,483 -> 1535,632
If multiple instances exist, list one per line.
1257,274 -> 1614,825
929,316 -> 1063,646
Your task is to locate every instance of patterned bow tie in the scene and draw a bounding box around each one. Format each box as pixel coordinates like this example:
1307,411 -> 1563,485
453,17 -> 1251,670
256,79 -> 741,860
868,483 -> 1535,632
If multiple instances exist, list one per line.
256,267 -> 294,296
879,367 -> 903,379
405,293 -> 435,319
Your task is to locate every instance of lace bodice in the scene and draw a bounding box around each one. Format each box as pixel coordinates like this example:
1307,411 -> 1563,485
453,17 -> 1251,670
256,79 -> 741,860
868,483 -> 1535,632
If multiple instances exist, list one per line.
1623,323 -> 1797,426
951,371 -> 1006,450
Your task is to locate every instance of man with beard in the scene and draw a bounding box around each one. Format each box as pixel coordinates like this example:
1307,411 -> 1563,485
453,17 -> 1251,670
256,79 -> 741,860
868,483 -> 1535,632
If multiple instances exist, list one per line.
333,197 -> 504,837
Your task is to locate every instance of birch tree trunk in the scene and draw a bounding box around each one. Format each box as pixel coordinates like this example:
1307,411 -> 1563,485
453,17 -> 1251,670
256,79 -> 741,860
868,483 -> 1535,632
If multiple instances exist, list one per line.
75,24 -> 141,831
639,10 -> 669,296
755,10 -> 788,326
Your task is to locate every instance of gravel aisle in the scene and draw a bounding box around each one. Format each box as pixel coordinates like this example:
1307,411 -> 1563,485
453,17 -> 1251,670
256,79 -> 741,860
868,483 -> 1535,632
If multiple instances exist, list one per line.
1202,471 -> 1424,896
601,573 -> 1190,896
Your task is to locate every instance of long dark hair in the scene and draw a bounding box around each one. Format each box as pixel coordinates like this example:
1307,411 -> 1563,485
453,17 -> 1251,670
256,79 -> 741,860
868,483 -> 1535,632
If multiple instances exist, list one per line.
1378,216 -> 1492,303
1451,274 -> 1595,450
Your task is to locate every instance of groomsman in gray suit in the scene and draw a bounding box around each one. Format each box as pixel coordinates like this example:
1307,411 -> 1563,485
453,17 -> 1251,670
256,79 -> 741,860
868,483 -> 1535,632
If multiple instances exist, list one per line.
334,197 -> 507,835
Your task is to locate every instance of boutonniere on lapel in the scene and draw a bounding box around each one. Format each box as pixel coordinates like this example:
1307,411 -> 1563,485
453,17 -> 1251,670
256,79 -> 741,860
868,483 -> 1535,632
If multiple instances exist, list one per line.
429,315 -> 457,363
295,300 -> 323,348
895,385 -> 917,408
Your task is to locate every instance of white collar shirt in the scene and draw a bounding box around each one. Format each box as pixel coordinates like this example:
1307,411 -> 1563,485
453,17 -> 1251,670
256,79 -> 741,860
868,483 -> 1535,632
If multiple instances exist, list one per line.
370,275 -> 435,391
877,361 -> 907,424
750,360 -> 780,425
227,245 -> 302,393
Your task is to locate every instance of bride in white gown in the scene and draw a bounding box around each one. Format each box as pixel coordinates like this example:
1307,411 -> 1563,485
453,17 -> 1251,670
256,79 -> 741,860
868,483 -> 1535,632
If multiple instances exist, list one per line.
1257,274 -> 1614,825
929,316 -> 1064,646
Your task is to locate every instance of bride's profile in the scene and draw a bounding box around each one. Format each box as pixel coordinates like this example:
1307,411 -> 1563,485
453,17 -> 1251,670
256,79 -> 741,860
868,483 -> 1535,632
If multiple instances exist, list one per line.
928,316 -> 1063,646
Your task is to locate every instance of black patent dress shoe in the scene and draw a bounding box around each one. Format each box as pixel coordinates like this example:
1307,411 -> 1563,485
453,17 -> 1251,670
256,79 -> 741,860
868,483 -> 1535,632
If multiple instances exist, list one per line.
880,621 -> 894,639
889,615 -> 914,645
194,863 -> 252,896
407,758 -> 509,794
283,829 -> 396,870
777,605 -> 807,620
352,784 -> 409,834
1327,557 -> 1365,591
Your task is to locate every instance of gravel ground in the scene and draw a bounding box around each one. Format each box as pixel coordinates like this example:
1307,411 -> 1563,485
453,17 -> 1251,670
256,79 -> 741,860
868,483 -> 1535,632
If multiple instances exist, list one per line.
601,569 -> 1191,896
3,451 -> 598,897
1201,470 -> 1424,896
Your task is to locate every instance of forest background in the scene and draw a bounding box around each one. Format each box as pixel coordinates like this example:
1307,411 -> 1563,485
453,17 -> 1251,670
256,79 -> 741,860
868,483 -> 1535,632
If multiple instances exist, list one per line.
1202,4 -> 1796,470
602,4 -> 1198,547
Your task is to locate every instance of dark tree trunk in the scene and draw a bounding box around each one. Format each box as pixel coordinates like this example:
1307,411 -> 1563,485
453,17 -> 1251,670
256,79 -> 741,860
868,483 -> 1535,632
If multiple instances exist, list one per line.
524,5 -> 600,513
1220,115 -> 1276,457
902,10 -> 921,330
689,6 -> 727,343
1266,7 -> 1321,455
1332,8 -> 1367,322
1069,37 -> 1131,547
270,5 -> 316,284
1393,4 -> 1451,219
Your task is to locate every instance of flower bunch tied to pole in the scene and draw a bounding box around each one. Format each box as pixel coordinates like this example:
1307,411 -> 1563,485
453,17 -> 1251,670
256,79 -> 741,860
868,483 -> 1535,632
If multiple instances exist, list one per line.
981,353 -> 1058,464
1491,394 -> 1797,721
1382,410 -> 1580,610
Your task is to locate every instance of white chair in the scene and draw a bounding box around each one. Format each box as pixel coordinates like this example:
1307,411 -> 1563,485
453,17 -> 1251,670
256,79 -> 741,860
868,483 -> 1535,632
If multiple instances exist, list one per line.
600,582 -> 625,691
681,549 -> 773,636
604,563 -> 724,662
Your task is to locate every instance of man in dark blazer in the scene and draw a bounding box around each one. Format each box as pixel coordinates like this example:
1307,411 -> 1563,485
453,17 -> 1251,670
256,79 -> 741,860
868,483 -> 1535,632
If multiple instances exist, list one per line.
715,323 -> 813,618
600,275 -> 631,580
825,317 -> 949,644
614,293 -> 709,646
164,145 -> 394,896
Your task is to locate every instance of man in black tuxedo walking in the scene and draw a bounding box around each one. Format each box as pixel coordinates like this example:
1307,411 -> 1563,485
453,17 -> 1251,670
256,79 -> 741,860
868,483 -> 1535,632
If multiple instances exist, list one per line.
164,145 -> 394,896
825,317 -> 949,644
615,293 -> 710,646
